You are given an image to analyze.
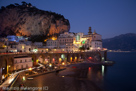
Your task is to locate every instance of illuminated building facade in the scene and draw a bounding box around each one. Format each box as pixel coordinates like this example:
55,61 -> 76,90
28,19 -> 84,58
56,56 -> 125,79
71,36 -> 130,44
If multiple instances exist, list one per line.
46,32 -> 75,52
38,48 -> 48,53
58,32 -> 74,47
14,56 -> 33,70
73,27 -> 102,50
7,35 -> 28,42
46,27 -> 102,52
7,35 -> 19,42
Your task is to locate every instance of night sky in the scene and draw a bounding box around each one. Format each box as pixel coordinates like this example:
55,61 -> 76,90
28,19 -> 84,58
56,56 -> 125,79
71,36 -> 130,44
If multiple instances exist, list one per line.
0,0 -> 136,39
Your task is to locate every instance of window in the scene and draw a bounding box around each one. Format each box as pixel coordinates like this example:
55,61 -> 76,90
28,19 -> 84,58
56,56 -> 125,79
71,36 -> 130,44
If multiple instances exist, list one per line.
21,65 -> 23,69
16,65 -> 18,70
15,60 -> 17,63
25,59 -> 27,62
20,60 -> 22,63
26,64 -> 28,68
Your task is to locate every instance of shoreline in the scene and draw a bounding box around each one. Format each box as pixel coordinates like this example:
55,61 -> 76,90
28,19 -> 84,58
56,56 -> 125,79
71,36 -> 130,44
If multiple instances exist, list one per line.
12,62 -> 103,91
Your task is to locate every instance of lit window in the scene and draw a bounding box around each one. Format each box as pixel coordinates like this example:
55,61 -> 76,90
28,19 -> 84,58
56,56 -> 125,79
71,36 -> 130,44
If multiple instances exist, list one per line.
22,46 -> 24,49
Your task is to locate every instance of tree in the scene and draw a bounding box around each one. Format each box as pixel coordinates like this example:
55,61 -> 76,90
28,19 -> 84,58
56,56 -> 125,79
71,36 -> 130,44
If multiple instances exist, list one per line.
21,1 -> 27,6
28,3 -> 32,7
1,6 -> 5,10
79,46 -> 85,52
87,47 -> 89,50
14,3 -> 19,6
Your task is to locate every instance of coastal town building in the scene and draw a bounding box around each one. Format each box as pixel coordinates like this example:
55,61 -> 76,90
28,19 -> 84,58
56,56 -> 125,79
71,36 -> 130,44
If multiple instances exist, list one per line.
0,42 -> 6,53
73,27 -> 102,50
33,42 -> 43,48
46,39 -> 59,48
14,56 -> 33,70
58,32 -> 74,46
45,27 -> 102,52
38,48 -> 48,53
0,27 -> 102,53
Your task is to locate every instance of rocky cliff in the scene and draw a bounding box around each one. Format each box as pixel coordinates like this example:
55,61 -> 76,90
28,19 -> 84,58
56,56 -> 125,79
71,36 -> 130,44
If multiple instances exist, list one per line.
0,2 -> 70,37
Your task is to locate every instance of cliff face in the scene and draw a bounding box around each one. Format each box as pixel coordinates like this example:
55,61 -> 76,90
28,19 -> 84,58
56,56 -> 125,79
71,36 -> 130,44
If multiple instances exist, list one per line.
0,2 -> 70,37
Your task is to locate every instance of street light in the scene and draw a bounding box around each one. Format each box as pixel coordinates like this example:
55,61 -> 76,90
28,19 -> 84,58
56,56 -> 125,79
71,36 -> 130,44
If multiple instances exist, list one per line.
29,67 -> 32,71
2,75 -> 5,79
29,67 -> 32,74
49,63 -> 52,67
62,62 -> 65,65
22,76 -> 25,81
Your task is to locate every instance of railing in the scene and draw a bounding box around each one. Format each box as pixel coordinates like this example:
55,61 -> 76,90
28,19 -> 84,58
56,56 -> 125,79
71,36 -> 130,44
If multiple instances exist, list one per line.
0,50 -> 107,56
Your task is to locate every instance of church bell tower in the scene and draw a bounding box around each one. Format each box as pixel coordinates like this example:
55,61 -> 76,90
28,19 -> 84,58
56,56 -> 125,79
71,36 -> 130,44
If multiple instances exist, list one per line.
88,27 -> 92,35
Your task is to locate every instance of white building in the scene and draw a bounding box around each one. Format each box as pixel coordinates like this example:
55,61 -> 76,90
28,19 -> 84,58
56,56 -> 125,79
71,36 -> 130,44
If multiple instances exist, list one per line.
45,27 -> 102,52
46,32 -> 75,52
16,43 -> 35,52
38,48 -> 49,53
14,56 -> 33,70
91,41 -> 102,50
91,30 -> 102,50
33,42 -> 43,48
25,45 -> 32,52
58,32 -> 74,46
73,27 -> 103,50
17,44 -> 26,52
46,39 -> 59,48
66,44 -> 78,52
24,41 -> 32,45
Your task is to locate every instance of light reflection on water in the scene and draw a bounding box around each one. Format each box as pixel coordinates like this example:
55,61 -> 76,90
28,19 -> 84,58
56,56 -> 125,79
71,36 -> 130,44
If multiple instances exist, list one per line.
87,65 -> 106,82
87,65 -> 107,90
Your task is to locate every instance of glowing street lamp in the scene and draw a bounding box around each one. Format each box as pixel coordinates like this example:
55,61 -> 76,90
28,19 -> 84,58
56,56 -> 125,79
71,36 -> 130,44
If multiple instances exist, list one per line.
62,62 -> 65,65
2,75 -> 5,79
7,65 -> 11,74
29,67 -> 32,74
22,76 -> 25,81
49,63 -> 52,67
29,67 -> 32,71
